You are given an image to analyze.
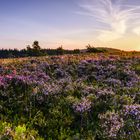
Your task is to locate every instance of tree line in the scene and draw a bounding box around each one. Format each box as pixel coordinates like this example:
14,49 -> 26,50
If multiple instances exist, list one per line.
0,41 -> 106,58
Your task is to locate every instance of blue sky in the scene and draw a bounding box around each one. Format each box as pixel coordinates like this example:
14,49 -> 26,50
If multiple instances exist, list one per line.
1,0 -> 140,50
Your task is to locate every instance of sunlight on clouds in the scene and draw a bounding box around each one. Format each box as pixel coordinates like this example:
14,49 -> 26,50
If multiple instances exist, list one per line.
97,31 -> 123,42
133,27 -> 140,35
78,0 -> 140,42
111,20 -> 126,34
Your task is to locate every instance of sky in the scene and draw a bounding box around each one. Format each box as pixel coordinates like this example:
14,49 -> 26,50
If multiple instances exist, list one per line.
1,0 -> 140,50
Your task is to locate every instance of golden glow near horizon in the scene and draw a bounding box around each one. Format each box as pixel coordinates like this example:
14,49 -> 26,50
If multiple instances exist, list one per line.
75,0 -> 140,51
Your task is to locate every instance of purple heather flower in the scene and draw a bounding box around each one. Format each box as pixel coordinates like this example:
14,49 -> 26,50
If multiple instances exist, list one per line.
73,97 -> 92,113
5,75 -> 13,80
0,76 -> 5,87
105,78 -> 122,86
123,104 -> 140,120
99,111 -> 124,138
96,89 -> 115,98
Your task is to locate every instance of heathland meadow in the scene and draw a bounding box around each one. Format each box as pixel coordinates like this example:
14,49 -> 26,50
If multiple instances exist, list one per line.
0,52 -> 140,140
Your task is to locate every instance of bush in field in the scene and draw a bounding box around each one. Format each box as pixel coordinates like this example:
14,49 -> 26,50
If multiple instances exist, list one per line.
86,44 -> 106,53
0,121 -> 43,140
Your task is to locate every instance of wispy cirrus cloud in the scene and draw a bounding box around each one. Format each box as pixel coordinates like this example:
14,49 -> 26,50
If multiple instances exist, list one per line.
77,0 -> 140,42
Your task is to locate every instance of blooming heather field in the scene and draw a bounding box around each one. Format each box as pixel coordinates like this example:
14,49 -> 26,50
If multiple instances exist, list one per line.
0,52 -> 140,140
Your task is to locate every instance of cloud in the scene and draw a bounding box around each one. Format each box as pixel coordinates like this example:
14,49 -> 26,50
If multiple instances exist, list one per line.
97,30 -> 123,42
77,0 -> 140,42
133,27 -> 140,35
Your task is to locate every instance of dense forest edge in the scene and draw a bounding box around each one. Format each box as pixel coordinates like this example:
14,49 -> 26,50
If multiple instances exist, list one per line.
0,41 -> 129,58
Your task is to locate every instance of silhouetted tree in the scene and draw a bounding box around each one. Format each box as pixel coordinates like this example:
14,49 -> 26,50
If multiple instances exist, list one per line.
56,46 -> 64,55
27,45 -> 31,50
26,45 -> 33,56
32,41 -> 44,56
32,40 -> 41,50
